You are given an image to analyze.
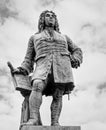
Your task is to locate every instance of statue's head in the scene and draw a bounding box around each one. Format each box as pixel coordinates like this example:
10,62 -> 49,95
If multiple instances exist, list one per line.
38,10 -> 60,32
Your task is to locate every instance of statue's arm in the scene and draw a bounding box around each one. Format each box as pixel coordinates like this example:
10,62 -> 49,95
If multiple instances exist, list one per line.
65,35 -> 83,68
20,35 -> 36,74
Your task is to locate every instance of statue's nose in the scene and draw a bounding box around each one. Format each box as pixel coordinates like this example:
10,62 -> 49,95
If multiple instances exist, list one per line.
49,14 -> 53,18
50,16 -> 53,20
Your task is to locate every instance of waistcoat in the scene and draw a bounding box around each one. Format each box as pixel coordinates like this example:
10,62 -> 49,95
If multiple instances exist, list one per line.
33,30 -> 69,61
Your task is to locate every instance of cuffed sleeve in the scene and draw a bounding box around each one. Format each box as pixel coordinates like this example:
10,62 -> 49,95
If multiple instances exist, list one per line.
21,35 -> 35,74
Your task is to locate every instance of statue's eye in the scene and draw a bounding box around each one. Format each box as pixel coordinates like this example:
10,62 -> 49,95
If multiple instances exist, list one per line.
45,13 -> 54,18
46,14 -> 50,17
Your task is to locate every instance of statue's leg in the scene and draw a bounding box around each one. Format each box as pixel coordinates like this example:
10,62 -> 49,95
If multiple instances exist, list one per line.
50,88 -> 64,126
26,79 -> 45,125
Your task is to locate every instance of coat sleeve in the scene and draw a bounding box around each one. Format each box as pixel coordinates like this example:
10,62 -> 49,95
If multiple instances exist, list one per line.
21,35 -> 36,74
65,35 -> 83,68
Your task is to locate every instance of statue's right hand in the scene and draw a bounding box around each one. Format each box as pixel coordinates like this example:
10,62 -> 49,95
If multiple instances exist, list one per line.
7,62 -> 28,75
13,67 -> 28,75
12,68 -> 21,74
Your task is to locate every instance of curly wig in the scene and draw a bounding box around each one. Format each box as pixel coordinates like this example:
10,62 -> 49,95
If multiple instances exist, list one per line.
38,10 -> 60,33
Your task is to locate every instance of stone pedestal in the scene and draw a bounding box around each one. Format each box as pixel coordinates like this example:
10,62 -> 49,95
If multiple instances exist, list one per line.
20,126 -> 81,130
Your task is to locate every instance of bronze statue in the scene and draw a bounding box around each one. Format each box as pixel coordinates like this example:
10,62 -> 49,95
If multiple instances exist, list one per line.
9,10 -> 83,127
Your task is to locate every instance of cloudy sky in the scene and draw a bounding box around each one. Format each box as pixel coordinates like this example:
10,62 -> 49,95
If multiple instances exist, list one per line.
0,0 -> 106,130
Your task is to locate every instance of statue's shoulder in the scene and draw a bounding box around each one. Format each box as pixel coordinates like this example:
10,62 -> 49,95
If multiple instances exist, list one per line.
54,31 -> 69,42
54,31 -> 64,38
32,32 -> 43,41
63,34 -> 73,43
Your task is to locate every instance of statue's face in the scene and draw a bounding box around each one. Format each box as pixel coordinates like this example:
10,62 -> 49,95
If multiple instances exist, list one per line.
44,12 -> 56,27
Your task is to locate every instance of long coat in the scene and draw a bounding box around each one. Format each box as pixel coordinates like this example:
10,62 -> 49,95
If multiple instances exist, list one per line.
21,29 -> 83,95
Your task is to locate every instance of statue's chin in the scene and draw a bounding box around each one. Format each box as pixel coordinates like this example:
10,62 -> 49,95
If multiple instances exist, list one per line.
48,22 -> 54,27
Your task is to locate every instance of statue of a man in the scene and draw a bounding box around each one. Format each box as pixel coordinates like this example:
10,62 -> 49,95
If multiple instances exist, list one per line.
14,10 -> 83,126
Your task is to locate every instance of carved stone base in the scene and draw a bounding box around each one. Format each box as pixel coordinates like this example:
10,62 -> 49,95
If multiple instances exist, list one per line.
20,125 -> 81,130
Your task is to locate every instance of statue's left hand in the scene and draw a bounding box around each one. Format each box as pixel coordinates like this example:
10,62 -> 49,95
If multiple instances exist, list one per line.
70,55 -> 80,68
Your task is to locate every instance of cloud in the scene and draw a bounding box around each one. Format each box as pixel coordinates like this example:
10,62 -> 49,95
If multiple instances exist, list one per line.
0,0 -> 18,24
0,92 -> 23,130
76,23 -> 106,54
37,0 -> 61,7
0,17 -> 35,67
73,52 -> 106,90
97,82 -> 106,93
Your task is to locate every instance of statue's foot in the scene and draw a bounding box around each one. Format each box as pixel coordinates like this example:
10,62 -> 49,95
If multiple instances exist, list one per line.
21,119 -> 39,126
51,122 -> 60,126
26,119 -> 39,125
